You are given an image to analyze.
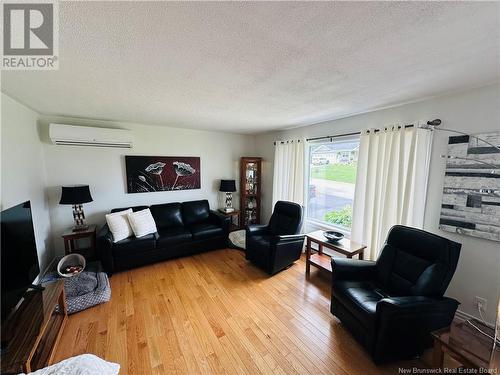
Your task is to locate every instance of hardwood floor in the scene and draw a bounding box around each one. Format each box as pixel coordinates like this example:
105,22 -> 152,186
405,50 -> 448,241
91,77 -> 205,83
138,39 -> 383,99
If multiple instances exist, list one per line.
53,249 -> 425,374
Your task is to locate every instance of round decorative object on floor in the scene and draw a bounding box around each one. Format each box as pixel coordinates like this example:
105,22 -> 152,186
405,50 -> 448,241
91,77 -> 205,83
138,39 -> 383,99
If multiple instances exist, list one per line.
229,229 -> 246,250
57,253 -> 86,277
323,230 -> 344,242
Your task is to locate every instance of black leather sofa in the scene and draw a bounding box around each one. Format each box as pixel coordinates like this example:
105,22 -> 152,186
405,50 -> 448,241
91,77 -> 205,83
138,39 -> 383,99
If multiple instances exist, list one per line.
331,225 -> 461,363
245,201 -> 305,275
97,200 -> 230,275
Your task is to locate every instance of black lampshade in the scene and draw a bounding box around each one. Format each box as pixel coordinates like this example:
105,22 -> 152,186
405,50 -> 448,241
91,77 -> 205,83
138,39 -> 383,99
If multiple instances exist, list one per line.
59,185 -> 93,205
219,179 -> 236,192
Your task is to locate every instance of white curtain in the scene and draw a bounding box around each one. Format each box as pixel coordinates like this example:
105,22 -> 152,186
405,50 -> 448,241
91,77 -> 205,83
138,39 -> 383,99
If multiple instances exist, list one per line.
351,125 -> 433,260
272,140 -> 305,207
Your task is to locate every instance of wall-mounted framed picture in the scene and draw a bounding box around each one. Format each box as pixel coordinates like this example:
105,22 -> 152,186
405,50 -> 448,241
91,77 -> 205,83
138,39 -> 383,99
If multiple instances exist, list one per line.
439,131 -> 500,242
126,156 -> 200,193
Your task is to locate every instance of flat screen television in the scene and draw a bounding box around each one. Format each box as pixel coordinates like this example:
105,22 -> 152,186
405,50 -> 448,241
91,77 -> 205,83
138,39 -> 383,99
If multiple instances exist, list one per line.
1,201 -> 40,322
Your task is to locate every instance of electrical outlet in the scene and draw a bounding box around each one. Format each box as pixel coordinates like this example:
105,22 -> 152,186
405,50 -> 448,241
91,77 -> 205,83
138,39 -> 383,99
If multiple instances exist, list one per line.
474,296 -> 487,311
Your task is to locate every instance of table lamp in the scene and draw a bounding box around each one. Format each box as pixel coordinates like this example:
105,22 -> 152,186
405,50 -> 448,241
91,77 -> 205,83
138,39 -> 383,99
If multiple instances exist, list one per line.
219,180 -> 236,213
59,185 -> 93,231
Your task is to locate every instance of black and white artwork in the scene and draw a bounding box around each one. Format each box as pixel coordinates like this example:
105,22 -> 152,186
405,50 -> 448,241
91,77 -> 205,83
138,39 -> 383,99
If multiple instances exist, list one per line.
439,131 -> 500,242
126,156 -> 200,193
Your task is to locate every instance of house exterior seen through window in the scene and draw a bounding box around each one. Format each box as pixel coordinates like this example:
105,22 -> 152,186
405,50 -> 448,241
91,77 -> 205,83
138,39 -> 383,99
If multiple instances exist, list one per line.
307,138 -> 360,232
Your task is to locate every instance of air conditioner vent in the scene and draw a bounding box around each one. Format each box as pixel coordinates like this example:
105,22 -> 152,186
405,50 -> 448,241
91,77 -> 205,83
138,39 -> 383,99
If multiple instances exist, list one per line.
49,123 -> 133,149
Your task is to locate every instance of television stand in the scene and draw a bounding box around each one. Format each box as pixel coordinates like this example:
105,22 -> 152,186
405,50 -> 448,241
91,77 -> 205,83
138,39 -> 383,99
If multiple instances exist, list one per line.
29,284 -> 45,291
1,280 -> 67,374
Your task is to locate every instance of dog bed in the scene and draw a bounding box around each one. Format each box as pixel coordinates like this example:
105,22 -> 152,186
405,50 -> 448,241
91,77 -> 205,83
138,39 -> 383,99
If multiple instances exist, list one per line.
64,272 -> 111,314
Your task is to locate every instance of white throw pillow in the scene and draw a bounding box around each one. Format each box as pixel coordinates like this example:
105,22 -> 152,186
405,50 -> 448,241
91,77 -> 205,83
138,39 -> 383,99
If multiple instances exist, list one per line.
127,208 -> 158,238
105,208 -> 133,243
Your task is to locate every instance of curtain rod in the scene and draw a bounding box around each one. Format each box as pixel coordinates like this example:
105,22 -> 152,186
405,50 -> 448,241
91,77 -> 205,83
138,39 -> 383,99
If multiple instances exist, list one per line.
306,124 -> 416,142
273,139 -> 302,146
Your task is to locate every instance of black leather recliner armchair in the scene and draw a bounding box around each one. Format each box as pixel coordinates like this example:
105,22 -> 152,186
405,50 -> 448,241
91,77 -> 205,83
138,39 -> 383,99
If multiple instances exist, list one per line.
245,201 -> 304,275
331,225 -> 461,363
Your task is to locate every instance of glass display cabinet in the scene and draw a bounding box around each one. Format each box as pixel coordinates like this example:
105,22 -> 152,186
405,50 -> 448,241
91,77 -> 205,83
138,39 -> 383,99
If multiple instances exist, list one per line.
240,157 -> 262,227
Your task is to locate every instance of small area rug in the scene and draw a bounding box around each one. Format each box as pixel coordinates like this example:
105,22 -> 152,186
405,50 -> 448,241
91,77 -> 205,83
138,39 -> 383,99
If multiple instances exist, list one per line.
228,229 -> 246,250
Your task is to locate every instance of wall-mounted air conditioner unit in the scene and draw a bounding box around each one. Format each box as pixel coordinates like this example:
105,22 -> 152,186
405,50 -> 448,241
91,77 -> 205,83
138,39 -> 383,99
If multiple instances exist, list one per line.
49,123 -> 133,148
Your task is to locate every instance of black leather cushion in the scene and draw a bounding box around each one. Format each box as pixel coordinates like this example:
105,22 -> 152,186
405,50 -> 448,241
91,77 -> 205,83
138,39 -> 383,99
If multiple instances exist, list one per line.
182,200 -> 210,226
268,201 -> 302,235
112,233 -> 156,257
377,244 -> 432,295
376,225 -> 461,297
157,227 -> 192,247
333,281 -> 383,329
111,205 -> 149,213
190,223 -> 223,240
150,203 -> 183,230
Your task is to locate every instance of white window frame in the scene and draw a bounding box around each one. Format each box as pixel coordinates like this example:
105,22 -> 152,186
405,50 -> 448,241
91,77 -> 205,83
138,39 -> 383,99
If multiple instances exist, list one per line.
304,135 -> 360,235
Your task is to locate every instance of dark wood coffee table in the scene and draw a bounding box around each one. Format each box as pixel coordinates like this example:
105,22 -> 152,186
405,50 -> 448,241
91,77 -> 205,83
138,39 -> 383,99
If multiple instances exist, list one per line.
305,230 -> 366,276
432,319 -> 499,370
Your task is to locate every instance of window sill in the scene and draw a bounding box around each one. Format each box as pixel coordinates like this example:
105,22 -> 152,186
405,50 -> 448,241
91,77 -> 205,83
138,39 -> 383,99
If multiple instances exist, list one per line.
305,218 -> 351,237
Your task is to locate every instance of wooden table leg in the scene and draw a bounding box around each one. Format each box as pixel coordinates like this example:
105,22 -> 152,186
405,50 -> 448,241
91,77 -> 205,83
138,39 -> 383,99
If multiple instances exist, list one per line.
91,232 -> 97,258
432,339 -> 445,369
306,238 -> 311,277
359,250 -> 364,260
64,239 -> 70,255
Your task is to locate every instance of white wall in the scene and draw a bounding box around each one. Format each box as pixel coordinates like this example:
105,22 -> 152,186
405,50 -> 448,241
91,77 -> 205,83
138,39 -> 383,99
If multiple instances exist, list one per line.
38,116 -> 255,254
2,83 -> 498,323
255,83 -> 500,323
1,94 -> 54,273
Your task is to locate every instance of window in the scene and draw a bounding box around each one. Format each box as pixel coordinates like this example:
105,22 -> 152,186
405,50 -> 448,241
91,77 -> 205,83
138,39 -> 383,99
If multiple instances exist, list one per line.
307,137 -> 360,232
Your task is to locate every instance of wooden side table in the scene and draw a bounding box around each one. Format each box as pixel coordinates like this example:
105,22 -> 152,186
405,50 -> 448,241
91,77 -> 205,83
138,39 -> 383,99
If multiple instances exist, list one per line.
61,225 -> 97,259
219,210 -> 241,232
305,230 -> 366,276
432,319 -> 499,370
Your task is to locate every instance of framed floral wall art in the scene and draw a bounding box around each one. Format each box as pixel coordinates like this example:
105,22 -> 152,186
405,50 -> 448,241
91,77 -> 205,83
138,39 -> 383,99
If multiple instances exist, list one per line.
125,156 -> 200,193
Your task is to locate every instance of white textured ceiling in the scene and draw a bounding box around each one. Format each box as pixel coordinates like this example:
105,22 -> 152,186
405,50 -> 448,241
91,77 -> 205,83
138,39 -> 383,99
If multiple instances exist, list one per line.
2,1 -> 499,134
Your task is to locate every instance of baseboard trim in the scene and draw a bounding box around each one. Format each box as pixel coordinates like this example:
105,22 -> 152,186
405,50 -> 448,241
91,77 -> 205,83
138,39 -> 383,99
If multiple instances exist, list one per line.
41,257 -> 57,278
40,255 -> 65,279
455,309 -> 494,328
